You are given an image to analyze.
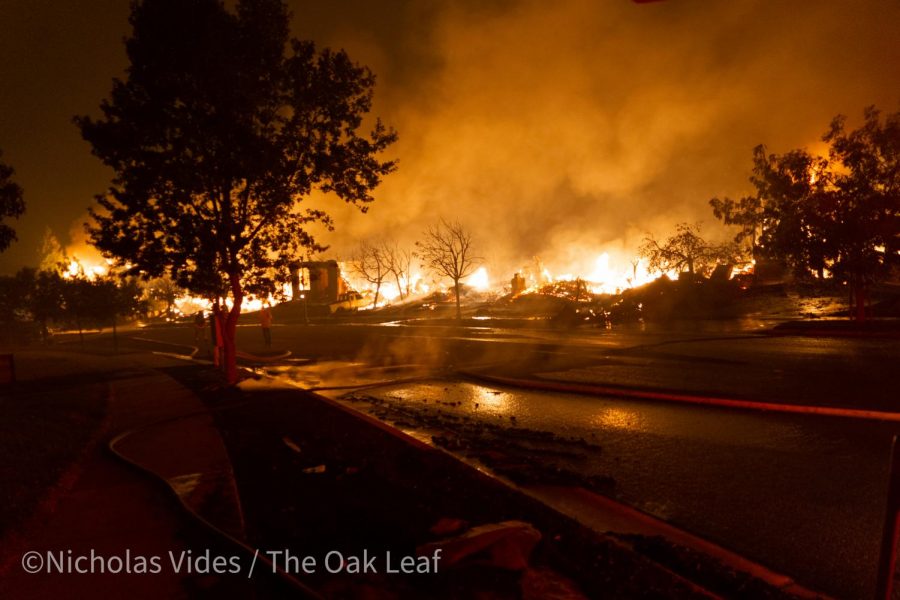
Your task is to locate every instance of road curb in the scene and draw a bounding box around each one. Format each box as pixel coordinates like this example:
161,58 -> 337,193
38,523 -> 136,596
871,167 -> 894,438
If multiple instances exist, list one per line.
541,487 -> 827,599
108,395 -> 322,599
270,374 -> 827,598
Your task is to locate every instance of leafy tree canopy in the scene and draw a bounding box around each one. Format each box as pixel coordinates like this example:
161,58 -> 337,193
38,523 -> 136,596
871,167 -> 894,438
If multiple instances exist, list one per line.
711,106 -> 899,288
639,223 -> 740,277
77,0 -> 396,301
77,0 -> 397,380
823,107 -> 900,286
0,150 -> 25,253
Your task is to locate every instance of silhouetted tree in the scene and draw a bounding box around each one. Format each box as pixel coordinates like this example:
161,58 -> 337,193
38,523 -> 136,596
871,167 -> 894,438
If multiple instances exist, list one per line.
351,240 -> 391,308
0,269 -> 33,344
77,0 -> 396,381
59,274 -> 94,345
711,147 -> 830,279
30,270 -> 66,342
0,269 -> 141,346
711,106 -> 900,320
640,223 -> 735,277
5,268 -> 67,343
385,242 -> 414,301
417,219 -> 481,320
0,150 -> 25,253
146,275 -> 181,318
54,273 -> 145,348
823,107 -> 900,319
91,275 -> 147,350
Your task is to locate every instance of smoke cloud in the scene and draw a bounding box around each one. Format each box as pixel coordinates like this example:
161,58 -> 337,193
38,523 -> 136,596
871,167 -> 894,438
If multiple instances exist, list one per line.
40,0 -> 900,286
295,0 -> 900,280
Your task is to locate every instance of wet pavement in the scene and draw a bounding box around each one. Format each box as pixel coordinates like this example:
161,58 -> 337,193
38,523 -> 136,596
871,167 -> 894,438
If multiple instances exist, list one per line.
328,379 -> 894,599
124,320 -> 900,598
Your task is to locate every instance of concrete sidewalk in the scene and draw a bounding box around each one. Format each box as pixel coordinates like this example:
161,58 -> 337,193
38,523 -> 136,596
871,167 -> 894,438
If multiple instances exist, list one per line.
0,350 -> 248,599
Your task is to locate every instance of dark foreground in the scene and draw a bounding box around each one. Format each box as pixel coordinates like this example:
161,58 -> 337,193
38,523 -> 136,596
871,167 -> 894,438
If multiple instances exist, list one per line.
1,347 -> 805,599
127,317 -> 900,598
5,316 -> 899,598
163,363 -> 802,599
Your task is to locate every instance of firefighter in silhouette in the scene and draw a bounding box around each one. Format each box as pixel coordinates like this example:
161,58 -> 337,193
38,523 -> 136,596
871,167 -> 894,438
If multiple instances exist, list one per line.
511,272 -> 526,295
260,303 -> 273,348
193,311 -> 206,343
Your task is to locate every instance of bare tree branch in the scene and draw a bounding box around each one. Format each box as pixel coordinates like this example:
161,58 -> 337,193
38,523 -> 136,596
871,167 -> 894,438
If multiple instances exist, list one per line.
351,240 -> 391,308
416,219 -> 481,320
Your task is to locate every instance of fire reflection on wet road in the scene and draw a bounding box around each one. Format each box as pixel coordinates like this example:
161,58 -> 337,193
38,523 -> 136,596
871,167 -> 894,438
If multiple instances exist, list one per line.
351,380 -> 895,599
136,321 -> 900,598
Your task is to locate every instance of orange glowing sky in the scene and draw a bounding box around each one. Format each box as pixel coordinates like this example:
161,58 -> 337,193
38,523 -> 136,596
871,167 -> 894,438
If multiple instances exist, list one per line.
1,0 -> 899,281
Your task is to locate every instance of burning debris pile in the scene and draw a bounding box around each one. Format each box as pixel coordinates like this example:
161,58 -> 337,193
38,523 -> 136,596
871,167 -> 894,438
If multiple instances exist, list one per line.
482,265 -> 747,326
50,216 -> 887,327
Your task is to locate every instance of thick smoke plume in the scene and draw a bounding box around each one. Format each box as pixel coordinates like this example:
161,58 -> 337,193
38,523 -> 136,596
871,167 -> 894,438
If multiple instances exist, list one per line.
296,0 -> 900,281
46,1 -> 900,287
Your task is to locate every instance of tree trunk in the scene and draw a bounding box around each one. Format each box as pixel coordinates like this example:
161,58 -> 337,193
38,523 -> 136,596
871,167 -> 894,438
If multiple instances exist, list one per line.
373,282 -> 380,309
395,274 -> 405,301
223,272 -> 244,384
454,280 -> 461,321
854,284 -> 867,323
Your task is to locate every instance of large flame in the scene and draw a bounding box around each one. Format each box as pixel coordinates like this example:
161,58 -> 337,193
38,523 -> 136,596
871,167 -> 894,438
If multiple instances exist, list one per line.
63,257 -> 109,280
63,241 -> 747,317
515,249 -> 677,297
466,266 -> 490,291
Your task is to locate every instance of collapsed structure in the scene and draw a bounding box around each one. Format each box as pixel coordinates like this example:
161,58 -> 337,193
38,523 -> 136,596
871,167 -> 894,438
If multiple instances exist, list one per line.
289,260 -> 366,313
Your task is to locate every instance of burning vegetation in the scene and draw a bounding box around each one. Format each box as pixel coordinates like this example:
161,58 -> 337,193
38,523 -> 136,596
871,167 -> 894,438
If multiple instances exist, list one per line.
1,0 -> 897,358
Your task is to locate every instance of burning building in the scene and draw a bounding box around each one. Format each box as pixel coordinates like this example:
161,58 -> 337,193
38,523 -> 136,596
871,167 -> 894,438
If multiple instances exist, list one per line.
290,260 -> 366,313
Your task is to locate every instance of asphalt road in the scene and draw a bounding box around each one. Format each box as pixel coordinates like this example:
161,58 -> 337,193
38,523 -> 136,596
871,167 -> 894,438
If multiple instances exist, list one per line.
119,319 -> 900,598
127,320 -> 900,409
353,379 -> 893,599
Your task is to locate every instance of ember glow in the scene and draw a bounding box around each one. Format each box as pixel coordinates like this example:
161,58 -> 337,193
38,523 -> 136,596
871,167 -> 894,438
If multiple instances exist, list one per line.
63,256 -> 109,280
338,243 -> 686,308
466,267 -> 490,292
584,253 -> 656,295
59,239 -> 739,319
516,250 -> 672,297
